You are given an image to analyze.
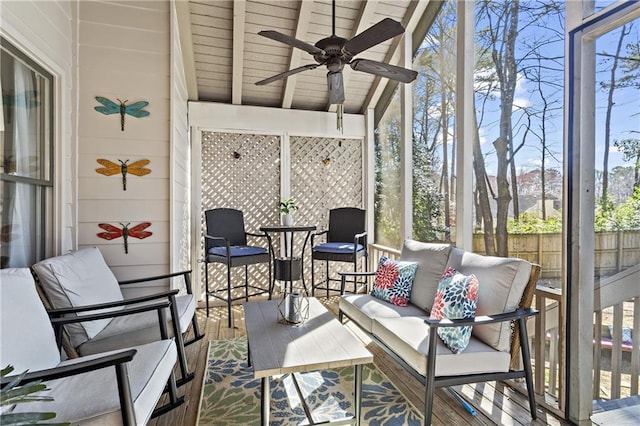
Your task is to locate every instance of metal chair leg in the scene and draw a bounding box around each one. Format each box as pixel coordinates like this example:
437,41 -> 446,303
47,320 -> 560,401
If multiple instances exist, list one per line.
227,264 -> 232,328
205,262 -> 210,317
325,261 -> 330,299
244,265 -> 249,301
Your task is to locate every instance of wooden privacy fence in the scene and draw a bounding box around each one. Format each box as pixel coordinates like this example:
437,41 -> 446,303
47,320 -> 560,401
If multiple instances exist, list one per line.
472,230 -> 640,280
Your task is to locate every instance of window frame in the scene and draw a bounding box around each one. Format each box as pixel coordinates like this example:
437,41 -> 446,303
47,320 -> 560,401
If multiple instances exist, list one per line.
1,36 -> 54,265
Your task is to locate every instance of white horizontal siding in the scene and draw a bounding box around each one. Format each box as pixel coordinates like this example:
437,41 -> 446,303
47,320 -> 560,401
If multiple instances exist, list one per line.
78,0 -> 170,278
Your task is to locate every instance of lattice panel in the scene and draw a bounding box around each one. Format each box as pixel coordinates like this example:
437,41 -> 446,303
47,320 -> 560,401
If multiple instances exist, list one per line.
290,136 -> 364,290
200,132 -> 281,302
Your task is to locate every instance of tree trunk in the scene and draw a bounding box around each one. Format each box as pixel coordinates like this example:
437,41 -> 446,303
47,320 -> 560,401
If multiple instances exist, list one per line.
602,24 -> 629,205
492,0 -> 519,257
473,113 -> 496,255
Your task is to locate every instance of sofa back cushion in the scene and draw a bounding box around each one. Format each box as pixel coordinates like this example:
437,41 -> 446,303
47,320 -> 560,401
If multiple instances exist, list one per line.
1,268 -> 61,372
400,240 -> 452,311
446,248 -> 532,352
32,247 -> 124,348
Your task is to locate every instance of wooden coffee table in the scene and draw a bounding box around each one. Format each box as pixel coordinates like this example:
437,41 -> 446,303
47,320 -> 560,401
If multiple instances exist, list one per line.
243,297 -> 373,425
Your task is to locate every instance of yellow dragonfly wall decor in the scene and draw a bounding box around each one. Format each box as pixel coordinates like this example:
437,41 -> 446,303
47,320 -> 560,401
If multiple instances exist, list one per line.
95,159 -> 151,190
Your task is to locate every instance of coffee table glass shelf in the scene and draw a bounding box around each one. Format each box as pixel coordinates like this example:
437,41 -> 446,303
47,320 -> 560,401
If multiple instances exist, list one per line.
243,297 -> 373,425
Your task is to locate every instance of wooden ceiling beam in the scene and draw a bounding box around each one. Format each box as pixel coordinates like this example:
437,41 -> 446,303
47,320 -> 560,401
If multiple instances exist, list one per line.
328,0 -> 379,112
232,0 -> 246,105
175,0 -> 198,100
363,0 -> 427,113
281,0 -> 314,109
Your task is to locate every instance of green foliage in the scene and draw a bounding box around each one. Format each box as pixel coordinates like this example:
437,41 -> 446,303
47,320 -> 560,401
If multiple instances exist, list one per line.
279,198 -> 298,215
595,187 -> 640,231
0,365 -> 69,425
507,212 -> 562,233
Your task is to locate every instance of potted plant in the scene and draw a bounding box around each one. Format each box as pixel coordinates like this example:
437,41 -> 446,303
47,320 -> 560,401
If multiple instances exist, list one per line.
0,365 -> 68,425
279,198 -> 298,226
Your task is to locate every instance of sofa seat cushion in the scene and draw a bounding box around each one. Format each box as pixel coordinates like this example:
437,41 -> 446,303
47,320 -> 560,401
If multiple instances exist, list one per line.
77,294 -> 195,356
400,240 -> 452,312
11,340 -> 176,425
372,317 -> 511,377
32,247 -> 125,347
339,294 -> 426,333
446,248 -> 532,352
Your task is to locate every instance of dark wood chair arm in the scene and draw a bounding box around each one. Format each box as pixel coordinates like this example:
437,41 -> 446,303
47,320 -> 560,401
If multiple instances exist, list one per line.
47,291 -> 178,316
423,308 -> 538,329
338,271 -> 377,277
246,231 -> 268,239
1,349 -> 137,386
354,231 -> 367,240
119,270 -> 194,295
339,271 -> 376,295
49,300 -> 171,324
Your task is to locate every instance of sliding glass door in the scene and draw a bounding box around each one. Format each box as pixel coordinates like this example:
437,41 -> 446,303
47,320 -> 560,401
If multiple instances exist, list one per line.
567,2 -> 640,422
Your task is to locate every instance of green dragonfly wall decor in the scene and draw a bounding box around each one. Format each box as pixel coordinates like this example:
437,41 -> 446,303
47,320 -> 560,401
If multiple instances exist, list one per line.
94,96 -> 150,131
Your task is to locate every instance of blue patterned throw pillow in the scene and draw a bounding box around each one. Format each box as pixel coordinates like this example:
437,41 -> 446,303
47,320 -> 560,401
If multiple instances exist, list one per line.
429,266 -> 479,353
370,256 -> 418,307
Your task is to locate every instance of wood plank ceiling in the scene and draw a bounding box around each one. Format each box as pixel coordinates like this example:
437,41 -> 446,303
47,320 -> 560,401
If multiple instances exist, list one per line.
178,0 -> 428,114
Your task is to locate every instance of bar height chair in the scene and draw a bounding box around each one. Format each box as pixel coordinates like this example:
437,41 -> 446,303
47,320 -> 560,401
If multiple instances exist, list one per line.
203,208 -> 272,327
311,207 -> 368,298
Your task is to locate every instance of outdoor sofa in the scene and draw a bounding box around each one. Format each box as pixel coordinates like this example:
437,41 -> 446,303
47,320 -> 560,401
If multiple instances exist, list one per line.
338,239 -> 540,425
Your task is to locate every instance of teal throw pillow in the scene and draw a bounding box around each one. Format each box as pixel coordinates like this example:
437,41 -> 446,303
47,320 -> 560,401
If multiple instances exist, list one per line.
429,266 -> 479,353
370,255 -> 418,307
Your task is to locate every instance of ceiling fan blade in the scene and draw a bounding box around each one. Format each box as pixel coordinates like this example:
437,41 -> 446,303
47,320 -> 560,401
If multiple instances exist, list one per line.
343,18 -> 405,56
350,59 -> 418,83
327,71 -> 345,104
255,64 -> 320,86
258,30 -> 325,56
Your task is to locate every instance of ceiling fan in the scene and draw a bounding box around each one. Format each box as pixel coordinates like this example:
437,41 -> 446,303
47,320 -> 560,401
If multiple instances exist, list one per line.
255,0 -> 418,106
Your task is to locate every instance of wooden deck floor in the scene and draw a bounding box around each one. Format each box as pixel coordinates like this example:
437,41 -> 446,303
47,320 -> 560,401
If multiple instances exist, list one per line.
149,297 -> 569,426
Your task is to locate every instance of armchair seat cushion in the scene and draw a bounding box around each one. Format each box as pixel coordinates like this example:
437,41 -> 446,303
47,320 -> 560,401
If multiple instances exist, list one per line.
208,245 -> 267,257
339,294 -> 426,333
77,294 -> 195,356
11,340 -> 177,425
313,242 -> 365,254
372,317 -> 511,377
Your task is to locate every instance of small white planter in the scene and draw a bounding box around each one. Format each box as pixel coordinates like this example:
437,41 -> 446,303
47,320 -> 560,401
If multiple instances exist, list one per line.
281,214 -> 293,226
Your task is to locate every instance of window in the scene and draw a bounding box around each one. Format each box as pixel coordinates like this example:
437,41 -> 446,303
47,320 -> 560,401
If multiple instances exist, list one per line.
374,87 -> 401,248
1,37 -> 53,268
412,0 -> 457,244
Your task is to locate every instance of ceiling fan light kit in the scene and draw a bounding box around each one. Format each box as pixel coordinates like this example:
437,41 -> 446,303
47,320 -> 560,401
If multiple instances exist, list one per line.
255,0 -> 418,131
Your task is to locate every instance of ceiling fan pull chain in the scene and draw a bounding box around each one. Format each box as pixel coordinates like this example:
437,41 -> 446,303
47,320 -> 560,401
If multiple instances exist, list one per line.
337,103 -> 344,133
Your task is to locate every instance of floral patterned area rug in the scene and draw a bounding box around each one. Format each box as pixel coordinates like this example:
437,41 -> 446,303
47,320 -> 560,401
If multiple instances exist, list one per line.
196,337 -> 422,425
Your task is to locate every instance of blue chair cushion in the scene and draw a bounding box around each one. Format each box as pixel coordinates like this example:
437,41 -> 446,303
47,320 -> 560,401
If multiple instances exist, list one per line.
313,242 -> 365,254
208,246 -> 267,257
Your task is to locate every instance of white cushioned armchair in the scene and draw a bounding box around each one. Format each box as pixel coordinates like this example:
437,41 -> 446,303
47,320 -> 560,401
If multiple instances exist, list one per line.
0,268 -> 182,425
31,247 -> 204,386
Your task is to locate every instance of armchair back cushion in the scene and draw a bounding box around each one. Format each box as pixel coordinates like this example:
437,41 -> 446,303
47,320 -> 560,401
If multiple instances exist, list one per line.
446,248 -> 532,352
32,247 -> 124,347
400,240 -> 452,311
0,268 -> 61,372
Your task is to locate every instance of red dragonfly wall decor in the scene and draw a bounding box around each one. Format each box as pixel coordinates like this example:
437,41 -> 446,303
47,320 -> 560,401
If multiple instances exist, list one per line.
97,222 -> 152,254
95,159 -> 151,191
